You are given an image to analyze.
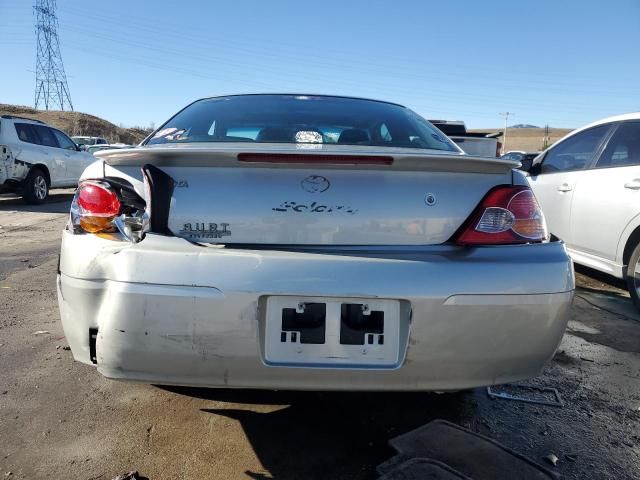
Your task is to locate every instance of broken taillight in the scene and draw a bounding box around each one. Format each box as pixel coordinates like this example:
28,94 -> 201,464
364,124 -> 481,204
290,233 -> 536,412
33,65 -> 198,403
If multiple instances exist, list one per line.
69,179 -> 148,241
71,181 -> 121,233
452,185 -> 549,245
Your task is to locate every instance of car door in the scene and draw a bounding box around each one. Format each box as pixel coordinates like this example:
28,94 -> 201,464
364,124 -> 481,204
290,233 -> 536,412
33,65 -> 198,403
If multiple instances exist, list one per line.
528,123 -> 613,245
52,128 -> 87,184
12,123 -> 48,176
31,124 -> 66,186
570,120 -> 640,264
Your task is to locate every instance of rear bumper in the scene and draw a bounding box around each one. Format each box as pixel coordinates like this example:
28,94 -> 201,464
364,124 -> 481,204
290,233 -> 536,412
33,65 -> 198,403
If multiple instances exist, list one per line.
57,232 -> 574,391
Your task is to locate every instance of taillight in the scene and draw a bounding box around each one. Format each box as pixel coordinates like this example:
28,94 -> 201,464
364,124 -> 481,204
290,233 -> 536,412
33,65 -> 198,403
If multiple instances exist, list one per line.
70,181 -> 121,233
453,185 -> 548,245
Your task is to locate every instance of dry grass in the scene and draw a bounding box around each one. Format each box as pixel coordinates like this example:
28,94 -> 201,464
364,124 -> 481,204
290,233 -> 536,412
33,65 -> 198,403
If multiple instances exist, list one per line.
470,127 -> 573,152
0,104 -> 150,145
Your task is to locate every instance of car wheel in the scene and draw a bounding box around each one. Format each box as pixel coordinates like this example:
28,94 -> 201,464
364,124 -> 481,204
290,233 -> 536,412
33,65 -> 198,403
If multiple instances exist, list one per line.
627,241 -> 640,311
22,168 -> 49,205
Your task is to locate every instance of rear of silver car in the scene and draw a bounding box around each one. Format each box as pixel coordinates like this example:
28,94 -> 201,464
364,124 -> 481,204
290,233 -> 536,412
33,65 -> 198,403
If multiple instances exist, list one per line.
57,95 -> 573,391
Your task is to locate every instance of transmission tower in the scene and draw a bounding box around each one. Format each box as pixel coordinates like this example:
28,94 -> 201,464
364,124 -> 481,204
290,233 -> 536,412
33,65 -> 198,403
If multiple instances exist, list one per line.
34,0 -> 73,111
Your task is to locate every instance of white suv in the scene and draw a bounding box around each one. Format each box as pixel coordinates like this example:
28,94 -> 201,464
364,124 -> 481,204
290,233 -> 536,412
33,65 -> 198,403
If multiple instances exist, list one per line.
0,115 -> 95,203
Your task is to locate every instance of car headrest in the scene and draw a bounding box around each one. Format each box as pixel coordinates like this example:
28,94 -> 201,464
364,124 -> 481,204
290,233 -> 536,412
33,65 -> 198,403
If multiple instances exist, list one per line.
337,129 -> 369,144
256,127 -> 291,142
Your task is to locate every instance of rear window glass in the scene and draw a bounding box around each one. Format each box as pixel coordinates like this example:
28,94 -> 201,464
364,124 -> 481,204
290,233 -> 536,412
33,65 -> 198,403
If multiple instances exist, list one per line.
73,137 -> 96,145
597,121 -> 640,168
15,123 -> 38,144
147,95 -> 459,152
33,125 -> 58,147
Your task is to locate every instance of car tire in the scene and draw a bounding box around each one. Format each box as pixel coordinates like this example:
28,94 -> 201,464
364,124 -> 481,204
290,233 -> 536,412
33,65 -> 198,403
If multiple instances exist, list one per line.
626,241 -> 640,311
22,168 -> 49,205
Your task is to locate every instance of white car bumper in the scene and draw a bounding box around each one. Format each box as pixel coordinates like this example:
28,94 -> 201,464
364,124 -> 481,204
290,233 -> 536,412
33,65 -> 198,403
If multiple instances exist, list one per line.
57,231 -> 574,391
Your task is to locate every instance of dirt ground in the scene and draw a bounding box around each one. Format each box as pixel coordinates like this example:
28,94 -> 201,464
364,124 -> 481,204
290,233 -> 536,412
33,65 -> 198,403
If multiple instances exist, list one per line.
470,127 -> 573,152
0,191 -> 638,480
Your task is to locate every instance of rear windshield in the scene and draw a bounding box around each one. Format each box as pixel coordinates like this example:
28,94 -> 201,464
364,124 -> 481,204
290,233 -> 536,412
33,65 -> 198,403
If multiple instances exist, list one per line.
146,95 -> 459,151
73,137 -> 96,145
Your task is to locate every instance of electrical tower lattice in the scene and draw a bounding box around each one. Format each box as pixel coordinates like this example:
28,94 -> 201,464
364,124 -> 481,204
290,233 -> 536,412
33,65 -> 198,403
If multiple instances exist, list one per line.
34,0 -> 73,111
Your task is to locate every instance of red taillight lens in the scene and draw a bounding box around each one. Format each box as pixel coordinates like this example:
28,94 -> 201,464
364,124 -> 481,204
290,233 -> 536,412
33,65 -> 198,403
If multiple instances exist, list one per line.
77,182 -> 120,216
71,181 -> 121,233
453,185 -> 548,245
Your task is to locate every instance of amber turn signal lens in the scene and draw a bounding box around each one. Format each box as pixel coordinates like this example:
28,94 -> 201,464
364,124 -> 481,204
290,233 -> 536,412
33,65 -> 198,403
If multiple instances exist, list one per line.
79,216 -> 117,233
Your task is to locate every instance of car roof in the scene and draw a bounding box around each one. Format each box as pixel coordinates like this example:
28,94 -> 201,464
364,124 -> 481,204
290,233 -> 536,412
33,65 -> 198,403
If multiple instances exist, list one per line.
544,111 -> 640,151
195,93 -> 406,108
569,112 -> 640,136
0,115 -> 46,125
581,111 -> 640,128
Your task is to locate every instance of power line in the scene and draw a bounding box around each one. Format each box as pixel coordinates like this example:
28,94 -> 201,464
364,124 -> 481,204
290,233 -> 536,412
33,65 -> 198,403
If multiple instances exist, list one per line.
33,0 -> 73,111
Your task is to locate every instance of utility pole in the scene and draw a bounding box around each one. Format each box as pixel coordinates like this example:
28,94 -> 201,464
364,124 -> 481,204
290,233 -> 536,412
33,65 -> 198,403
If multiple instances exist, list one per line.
543,124 -> 550,150
498,112 -> 514,155
34,0 -> 73,111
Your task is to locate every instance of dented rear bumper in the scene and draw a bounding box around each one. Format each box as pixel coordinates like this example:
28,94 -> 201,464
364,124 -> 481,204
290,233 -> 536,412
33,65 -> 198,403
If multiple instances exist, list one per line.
57,231 -> 574,391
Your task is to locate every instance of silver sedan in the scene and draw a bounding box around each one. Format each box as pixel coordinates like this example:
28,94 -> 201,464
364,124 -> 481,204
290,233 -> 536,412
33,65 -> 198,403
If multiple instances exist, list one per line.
57,94 -> 573,391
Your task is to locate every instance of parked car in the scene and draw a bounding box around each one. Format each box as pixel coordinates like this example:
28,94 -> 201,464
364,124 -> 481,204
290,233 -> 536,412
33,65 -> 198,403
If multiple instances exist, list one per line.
501,151 -> 541,171
0,115 -> 95,203
72,136 -> 108,150
528,113 -> 640,309
86,143 -> 133,155
57,94 -> 573,391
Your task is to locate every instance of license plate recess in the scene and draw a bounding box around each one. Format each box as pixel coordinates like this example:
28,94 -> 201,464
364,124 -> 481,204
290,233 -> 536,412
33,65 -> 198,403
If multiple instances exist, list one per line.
264,296 -> 401,368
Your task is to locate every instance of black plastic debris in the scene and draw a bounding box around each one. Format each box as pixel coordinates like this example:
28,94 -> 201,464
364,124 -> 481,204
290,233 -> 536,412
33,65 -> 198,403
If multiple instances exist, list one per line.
378,458 -> 472,480
378,419 -> 559,480
487,384 -> 564,407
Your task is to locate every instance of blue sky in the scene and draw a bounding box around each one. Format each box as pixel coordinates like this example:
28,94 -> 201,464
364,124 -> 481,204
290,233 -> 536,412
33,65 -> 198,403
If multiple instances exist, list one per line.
1,0 -> 639,129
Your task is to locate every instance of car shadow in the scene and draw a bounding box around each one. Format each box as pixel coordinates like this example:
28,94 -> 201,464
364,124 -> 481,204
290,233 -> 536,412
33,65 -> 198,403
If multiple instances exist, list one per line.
574,264 -> 627,293
159,386 -> 479,480
0,191 -> 74,214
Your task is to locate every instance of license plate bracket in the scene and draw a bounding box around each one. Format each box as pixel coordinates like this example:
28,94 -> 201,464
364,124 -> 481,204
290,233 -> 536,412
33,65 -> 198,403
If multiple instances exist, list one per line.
264,296 -> 401,368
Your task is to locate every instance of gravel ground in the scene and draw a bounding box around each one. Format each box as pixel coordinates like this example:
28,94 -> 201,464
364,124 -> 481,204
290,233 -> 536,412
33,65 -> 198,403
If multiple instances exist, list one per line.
0,191 -> 639,480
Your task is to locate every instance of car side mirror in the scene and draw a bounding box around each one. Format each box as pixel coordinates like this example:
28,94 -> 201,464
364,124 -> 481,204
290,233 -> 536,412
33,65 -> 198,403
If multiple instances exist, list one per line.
529,162 -> 542,176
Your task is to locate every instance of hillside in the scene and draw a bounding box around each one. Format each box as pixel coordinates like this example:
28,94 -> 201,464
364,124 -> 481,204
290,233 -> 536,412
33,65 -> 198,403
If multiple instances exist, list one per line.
0,104 -> 574,152
471,127 -> 573,152
0,104 -> 150,145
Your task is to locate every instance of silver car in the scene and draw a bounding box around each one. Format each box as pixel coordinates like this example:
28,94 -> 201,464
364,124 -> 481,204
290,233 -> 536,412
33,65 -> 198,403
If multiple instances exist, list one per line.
57,94 -> 573,391
528,113 -> 640,310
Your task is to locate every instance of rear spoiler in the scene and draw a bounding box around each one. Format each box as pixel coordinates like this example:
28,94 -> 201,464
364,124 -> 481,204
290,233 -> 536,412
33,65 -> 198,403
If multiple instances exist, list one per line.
98,143 -> 519,174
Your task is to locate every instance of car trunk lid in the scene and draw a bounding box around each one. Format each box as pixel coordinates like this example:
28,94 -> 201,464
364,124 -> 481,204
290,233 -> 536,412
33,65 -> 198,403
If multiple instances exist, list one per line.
100,144 -> 518,246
